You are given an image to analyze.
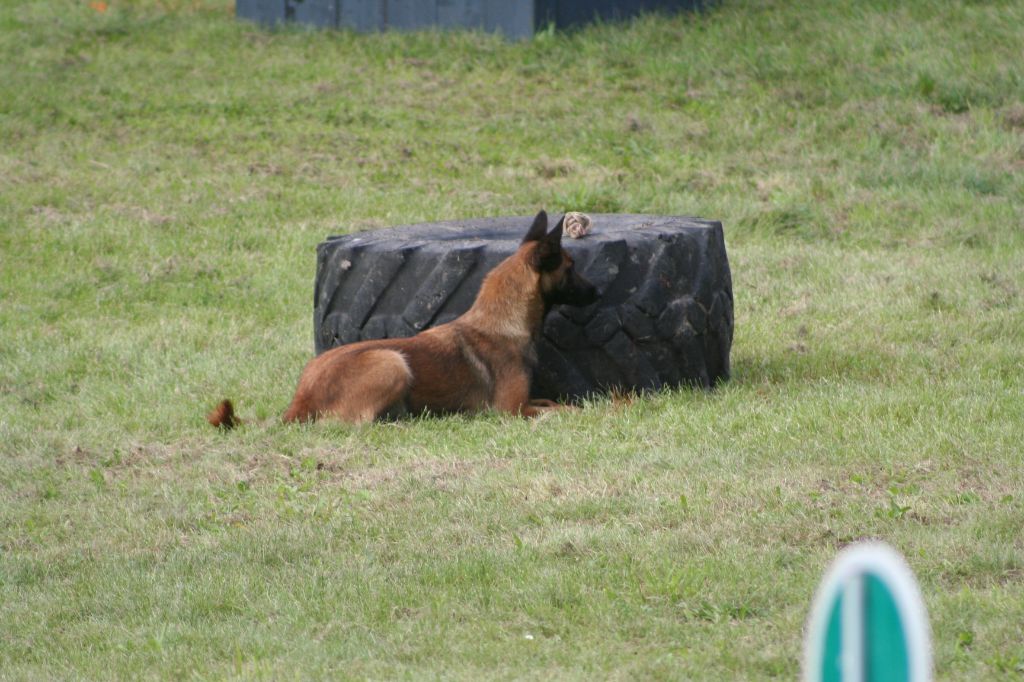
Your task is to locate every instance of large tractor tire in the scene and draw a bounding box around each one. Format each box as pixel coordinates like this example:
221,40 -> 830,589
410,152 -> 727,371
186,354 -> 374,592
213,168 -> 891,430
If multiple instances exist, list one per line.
313,214 -> 733,400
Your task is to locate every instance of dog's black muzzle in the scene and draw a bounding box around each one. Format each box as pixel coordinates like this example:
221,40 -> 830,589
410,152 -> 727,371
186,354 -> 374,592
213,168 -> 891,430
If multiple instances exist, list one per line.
550,268 -> 600,308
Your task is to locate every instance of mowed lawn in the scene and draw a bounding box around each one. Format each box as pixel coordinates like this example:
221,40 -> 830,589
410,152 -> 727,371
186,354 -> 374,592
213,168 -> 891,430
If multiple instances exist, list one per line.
1,0 -> 1023,678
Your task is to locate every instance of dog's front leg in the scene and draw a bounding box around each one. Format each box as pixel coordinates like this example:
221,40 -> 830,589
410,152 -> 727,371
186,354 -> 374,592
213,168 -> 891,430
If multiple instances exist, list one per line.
493,371 -> 542,418
527,398 -> 578,418
493,373 -> 569,418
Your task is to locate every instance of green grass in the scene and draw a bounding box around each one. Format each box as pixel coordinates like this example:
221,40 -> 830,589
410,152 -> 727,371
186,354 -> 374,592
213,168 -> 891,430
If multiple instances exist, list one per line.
2,0 -> 1023,678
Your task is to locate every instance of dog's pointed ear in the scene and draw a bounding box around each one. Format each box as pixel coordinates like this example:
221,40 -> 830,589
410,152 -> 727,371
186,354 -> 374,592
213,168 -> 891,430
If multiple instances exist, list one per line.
532,215 -> 565,272
521,210 -> 548,244
545,215 -> 565,246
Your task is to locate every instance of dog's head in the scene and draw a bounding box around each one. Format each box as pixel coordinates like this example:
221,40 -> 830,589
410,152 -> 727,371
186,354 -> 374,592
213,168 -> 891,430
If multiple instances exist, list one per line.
522,210 -> 599,308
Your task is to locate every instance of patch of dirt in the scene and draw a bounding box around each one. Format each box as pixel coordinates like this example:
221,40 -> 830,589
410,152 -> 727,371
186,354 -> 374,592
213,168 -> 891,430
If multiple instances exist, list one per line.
248,162 -> 284,176
625,114 -> 649,133
535,158 -> 578,179
1001,103 -> 1024,130
31,205 -> 66,224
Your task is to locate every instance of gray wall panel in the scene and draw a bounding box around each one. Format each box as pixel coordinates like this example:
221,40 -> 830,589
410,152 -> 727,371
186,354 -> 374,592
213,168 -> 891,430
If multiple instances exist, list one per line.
339,0 -> 384,30
386,0 -> 438,30
437,0 -> 482,29
238,0 -> 706,35
237,0 -> 287,24
483,0 -> 533,37
292,0 -> 338,27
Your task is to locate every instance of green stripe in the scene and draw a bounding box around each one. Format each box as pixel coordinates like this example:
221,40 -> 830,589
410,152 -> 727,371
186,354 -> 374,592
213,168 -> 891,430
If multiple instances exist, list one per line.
864,573 -> 909,682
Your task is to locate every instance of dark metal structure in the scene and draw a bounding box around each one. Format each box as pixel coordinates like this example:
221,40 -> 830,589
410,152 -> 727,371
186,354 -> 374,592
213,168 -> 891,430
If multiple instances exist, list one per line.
236,0 -> 705,37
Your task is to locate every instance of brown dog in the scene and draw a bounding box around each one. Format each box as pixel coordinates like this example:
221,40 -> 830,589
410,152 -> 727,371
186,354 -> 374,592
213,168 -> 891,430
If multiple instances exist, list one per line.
208,211 -> 598,428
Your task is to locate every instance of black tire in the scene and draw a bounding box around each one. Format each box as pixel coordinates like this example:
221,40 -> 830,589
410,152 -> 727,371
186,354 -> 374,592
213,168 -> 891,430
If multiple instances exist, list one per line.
313,214 -> 733,401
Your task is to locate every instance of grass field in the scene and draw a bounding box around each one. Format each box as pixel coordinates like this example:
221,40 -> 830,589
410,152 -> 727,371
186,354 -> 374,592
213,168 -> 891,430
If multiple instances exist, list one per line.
2,0 -> 1023,678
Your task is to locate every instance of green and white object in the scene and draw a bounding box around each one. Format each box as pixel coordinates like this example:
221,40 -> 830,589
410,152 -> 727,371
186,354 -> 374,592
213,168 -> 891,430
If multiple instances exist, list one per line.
804,542 -> 932,682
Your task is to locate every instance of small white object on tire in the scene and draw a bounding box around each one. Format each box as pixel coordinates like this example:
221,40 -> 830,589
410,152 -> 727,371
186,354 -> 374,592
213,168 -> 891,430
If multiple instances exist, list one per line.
564,211 -> 592,239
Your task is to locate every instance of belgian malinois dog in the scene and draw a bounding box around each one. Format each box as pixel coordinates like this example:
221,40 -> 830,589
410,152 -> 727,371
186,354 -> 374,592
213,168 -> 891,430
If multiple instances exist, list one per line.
207,210 -> 598,428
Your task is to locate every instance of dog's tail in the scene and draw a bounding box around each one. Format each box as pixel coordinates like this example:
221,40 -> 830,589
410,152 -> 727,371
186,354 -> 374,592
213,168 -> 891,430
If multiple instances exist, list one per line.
207,399 -> 242,430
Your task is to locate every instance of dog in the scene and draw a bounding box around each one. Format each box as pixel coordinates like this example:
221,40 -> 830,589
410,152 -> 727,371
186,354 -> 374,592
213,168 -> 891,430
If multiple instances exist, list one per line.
207,210 -> 598,428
